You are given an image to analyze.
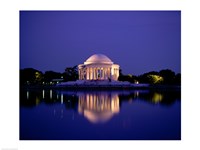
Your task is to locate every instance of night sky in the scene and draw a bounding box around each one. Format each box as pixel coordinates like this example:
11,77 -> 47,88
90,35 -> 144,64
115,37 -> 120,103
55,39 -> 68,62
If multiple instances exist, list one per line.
20,11 -> 181,75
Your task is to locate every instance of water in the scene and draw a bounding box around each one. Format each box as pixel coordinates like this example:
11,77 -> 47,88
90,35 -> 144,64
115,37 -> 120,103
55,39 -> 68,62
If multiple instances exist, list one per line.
20,89 -> 181,140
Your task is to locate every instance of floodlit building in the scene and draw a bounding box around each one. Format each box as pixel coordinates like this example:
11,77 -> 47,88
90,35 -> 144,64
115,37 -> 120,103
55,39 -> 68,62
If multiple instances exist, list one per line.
78,54 -> 120,81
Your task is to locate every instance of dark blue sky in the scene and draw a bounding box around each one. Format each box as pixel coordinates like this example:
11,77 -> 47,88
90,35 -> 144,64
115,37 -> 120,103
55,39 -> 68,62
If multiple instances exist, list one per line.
20,11 -> 181,75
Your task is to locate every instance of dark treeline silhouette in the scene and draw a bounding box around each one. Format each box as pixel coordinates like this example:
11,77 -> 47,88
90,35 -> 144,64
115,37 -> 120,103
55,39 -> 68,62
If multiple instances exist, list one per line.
20,66 -> 78,85
118,69 -> 181,85
20,67 -> 180,86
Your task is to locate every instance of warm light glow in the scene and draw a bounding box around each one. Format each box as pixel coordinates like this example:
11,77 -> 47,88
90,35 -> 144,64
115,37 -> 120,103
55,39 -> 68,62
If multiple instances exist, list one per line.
78,93 -> 120,123
111,95 -> 120,113
42,90 -> 45,99
26,91 -> 29,100
61,93 -> 63,104
35,97 -> 40,105
82,110 -> 114,124
135,91 -> 139,97
151,92 -> 163,103
148,74 -> 163,84
50,90 -> 52,99
35,72 -> 40,78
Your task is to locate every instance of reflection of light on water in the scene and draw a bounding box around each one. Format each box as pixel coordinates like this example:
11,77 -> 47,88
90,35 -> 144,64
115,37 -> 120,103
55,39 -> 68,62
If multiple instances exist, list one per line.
57,94 -> 59,100
133,91 -> 139,99
26,91 -> 29,99
50,90 -> 52,99
42,90 -> 45,99
54,109 -> 56,116
61,109 -> 63,118
111,95 -> 119,113
152,92 -> 163,104
61,93 -> 63,104
78,93 -> 120,124
136,91 -> 139,97
128,98 -> 132,103
53,109 -> 64,118
36,97 -> 40,105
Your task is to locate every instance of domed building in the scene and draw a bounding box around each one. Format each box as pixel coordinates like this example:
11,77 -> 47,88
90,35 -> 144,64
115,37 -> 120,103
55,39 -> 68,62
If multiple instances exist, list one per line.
78,54 -> 120,81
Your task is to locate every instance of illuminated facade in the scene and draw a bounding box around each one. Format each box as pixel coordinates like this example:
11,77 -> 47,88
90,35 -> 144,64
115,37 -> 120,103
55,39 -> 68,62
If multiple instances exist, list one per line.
78,54 -> 120,81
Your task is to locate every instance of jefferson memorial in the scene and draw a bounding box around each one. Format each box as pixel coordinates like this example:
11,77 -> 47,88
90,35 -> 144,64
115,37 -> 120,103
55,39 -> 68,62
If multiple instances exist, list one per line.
78,54 -> 120,81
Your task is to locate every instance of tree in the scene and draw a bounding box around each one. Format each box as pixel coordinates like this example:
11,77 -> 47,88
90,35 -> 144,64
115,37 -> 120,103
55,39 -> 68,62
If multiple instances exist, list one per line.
159,69 -> 175,85
35,71 -> 43,83
138,71 -> 159,84
118,69 -> 138,83
147,74 -> 163,84
64,65 -> 78,81
174,73 -> 181,85
20,68 -> 43,85
44,71 -> 62,82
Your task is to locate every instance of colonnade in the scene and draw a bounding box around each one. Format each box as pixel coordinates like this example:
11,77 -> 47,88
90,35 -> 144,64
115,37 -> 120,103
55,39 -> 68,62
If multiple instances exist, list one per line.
79,67 -> 113,80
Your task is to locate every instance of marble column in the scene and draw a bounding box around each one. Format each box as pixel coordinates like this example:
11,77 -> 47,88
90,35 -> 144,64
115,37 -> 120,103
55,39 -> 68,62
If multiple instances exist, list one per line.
103,68 -> 105,79
93,68 -> 95,80
107,68 -> 109,79
80,69 -> 82,80
101,69 -> 102,80
79,69 -> 82,80
81,69 -> 83,80
78,69 -> 80,80
90,68 -> 92,80
92,68 -> 94,79
86,68 -> 87,80
102,68 -> 104,80
94,68 -> 96,80
88,68 -> 90,80
105,68 -> 107,79
110,68 -> 112,79
92,68 -> 94,80
106,68 -> 108,79
102,68 -> 104,79
105,68 -> 108,79
96,68 -> 98,79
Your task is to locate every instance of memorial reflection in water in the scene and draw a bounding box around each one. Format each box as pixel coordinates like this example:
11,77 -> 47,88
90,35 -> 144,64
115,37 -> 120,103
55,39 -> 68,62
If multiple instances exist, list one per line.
20,89 -> 181,140
78,92 -> 120,123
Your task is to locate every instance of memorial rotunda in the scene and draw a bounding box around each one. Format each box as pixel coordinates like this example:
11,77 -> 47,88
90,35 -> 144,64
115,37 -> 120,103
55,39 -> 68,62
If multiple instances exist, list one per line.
78,54 -> 120,81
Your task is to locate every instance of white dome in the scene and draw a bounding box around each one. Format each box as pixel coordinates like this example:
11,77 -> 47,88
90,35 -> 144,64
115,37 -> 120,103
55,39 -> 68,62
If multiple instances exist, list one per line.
84,54 -> 113,65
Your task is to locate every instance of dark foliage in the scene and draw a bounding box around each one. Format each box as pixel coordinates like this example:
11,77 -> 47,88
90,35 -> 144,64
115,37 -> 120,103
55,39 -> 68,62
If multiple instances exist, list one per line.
44,71 -> 62,82
64,65 -> 78,81
119,69 -> 180,85
20,68 -> 43,85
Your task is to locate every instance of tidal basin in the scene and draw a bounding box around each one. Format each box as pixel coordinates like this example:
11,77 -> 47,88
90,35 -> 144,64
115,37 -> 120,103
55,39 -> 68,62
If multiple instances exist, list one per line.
20,89 -> 181,140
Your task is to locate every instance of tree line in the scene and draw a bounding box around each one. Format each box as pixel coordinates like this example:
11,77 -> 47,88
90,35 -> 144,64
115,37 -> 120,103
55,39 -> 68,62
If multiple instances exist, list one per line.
118,69 -> 181,85
20,66 -> 181,86
20,66 -> 78,85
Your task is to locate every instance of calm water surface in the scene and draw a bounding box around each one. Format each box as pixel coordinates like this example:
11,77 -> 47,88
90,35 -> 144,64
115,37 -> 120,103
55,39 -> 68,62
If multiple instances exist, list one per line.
20,89 -> 181,140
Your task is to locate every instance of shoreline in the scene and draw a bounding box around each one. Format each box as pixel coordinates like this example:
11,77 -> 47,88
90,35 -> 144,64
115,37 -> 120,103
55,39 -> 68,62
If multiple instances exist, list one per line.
20,84 -> 181,91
